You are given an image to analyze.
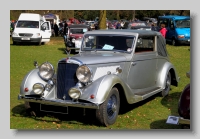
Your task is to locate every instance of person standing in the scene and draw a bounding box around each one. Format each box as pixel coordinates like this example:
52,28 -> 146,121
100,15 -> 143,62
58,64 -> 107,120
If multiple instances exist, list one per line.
116,21 -> 121,29
151,23 -> 158,31
54,22 -> 59,37
63,20 -> 69,41
159,23 -> 167,38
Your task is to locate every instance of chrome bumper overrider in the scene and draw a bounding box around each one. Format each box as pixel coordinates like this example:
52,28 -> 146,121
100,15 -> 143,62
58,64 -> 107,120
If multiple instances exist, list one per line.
18,95 -> 99,109
178,117 -> 190,125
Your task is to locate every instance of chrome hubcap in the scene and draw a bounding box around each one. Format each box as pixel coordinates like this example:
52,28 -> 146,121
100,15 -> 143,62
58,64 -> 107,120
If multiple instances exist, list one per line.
164,74 -> 171,92
107,95 -> 117,119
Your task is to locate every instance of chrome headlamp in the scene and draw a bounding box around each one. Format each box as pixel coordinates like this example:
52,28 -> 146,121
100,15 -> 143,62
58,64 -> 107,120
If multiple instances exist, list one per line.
76,65 -> 92,83
68,87 -> 82,99
39,62 -> 55,80
33,83 -> 45,95
33,33 -> 41,37
75,39 -> 82,49
72,38 -> 76,43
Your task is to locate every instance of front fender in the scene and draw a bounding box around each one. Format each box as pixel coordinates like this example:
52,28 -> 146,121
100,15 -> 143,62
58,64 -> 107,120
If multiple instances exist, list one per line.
80,74 -> 132,104
20,68 -> 47,96
158,62 -> 179,89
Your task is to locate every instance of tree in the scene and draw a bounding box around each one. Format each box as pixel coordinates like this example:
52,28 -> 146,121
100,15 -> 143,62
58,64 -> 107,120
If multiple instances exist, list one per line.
117,10 -> 120,20
99,10 -> 107,29
132,10 -> 135,20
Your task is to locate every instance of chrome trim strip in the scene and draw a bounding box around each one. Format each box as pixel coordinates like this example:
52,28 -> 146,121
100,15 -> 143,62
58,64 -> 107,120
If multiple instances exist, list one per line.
18,95 -> 99,109
67,57 -> 83,65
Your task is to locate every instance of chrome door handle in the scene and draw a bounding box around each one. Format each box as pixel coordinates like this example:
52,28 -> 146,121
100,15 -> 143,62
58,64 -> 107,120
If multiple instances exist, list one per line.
131,62 -> 137,66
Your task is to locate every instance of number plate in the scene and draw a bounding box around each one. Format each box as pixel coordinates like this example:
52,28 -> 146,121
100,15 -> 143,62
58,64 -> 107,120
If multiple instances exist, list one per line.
21,37 -> 30,40
166,116 -> 179,125
40,104 -> 68,114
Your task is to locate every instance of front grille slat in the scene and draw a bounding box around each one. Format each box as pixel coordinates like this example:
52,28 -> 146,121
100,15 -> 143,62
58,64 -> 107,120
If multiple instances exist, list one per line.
56,63 -> 79,100
19,33 -> 33,37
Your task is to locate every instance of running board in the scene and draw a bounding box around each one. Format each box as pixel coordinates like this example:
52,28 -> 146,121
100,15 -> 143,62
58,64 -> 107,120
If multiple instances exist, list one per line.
132,87 -> 162,103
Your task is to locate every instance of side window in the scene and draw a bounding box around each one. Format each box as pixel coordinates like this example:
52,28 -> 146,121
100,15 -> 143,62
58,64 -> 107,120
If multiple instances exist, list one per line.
42,22 -> 49,30
135,36 -> 155,53
169,19 -> 174,29
158,18 -> 169,28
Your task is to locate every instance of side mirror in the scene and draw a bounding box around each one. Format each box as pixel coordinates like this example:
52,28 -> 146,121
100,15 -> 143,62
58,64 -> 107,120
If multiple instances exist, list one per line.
41,26 -> 46,30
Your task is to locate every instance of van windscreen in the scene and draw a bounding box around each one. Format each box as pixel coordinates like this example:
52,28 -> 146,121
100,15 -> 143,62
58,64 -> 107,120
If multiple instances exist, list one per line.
16,21 -> 39,28
175,20 -> 190,28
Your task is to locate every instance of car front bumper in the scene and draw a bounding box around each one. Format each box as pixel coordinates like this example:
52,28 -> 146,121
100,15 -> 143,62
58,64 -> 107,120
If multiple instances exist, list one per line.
18,94 -> 99,109
12,37 -> 41,43
177,39 -> 190,45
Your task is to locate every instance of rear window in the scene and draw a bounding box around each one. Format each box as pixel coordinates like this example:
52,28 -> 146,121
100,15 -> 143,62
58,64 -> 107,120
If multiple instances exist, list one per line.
135,36 -> 155,53
157,35 -> 168,57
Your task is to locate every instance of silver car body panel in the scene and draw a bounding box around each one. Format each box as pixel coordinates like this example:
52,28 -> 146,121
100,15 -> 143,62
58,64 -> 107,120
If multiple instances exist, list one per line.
19,30 -> 179,110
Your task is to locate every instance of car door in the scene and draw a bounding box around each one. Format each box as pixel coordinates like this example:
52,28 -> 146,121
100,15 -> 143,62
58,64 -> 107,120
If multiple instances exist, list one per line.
41,21 -> 51,42
127,36 -> 157,89
166,18 -> 175,40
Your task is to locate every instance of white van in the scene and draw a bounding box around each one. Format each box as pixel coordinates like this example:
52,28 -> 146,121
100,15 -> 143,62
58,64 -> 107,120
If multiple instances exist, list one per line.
12,13 -> 51,45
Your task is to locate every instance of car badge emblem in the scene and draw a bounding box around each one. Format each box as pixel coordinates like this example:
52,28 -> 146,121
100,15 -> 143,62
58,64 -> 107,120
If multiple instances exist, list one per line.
63,94 -> 66,100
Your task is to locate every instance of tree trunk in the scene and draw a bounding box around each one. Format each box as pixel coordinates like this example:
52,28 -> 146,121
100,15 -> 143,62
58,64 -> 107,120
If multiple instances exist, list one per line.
132,10 -> 135,21
117,10 -> 120,20
179,10 -> 184,16
99,10 -> 107,29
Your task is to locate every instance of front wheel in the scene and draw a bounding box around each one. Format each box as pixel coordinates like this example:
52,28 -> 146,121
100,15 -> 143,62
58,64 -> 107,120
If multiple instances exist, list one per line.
13,41 -> 16,45
96,87 -> 120,126
172,38 -> 178,46
161,72 -> 171,97
25,102 -> 43,117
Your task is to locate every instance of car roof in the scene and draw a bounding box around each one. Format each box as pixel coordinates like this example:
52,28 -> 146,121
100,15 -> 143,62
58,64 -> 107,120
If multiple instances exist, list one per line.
69,24 -> 90,28
85,29 -> 160,36
158,15 -> 190,20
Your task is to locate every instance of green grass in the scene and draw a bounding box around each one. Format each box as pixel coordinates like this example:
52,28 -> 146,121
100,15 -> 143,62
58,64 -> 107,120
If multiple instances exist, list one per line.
10,37 -> 190,129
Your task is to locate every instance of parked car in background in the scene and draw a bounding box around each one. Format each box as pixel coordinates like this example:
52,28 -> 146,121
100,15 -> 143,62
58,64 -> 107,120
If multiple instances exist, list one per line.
157,15 -> 190,46
166,71 -> 190,127
18,30 -> 179,127
43,13 -> 60,26
69,18 -> 80,25
12,13 -> 51,45
141,17 -> 158,24
108,20 -> 117,29
84,21 -> 95,30
124,21 -> 151,30
65,24 -> 91,53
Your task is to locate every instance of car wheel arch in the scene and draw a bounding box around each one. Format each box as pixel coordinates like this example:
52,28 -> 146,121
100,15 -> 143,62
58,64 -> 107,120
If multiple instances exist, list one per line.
95,75 -> 127,104
158,62 -> 179,89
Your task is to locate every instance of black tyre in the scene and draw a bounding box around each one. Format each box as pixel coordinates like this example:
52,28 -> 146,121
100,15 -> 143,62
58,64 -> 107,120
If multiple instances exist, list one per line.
161,72 -> 171,97
25,102 -> 43,117
37,38 -> 42,46
13,41 -> 16,45
172,38 -> 178,46
41,42 -> 46,45
38,41 -> 41,46
96,87 -> 120,126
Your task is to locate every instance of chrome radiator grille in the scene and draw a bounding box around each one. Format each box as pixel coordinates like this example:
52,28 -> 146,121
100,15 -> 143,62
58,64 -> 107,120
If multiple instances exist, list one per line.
19,33 -> 33,37
56,63 -> 79,100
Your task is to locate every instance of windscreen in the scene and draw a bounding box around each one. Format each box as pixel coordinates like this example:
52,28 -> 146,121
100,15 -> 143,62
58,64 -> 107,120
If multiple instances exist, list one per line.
16,21 -> 39,28
81,34 -> 135,53
175,19 -> 190,28
70,28 -> 88,34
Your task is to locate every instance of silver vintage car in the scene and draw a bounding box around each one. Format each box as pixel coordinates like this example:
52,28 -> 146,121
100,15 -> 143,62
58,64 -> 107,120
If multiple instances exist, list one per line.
18,30 -> 179,126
